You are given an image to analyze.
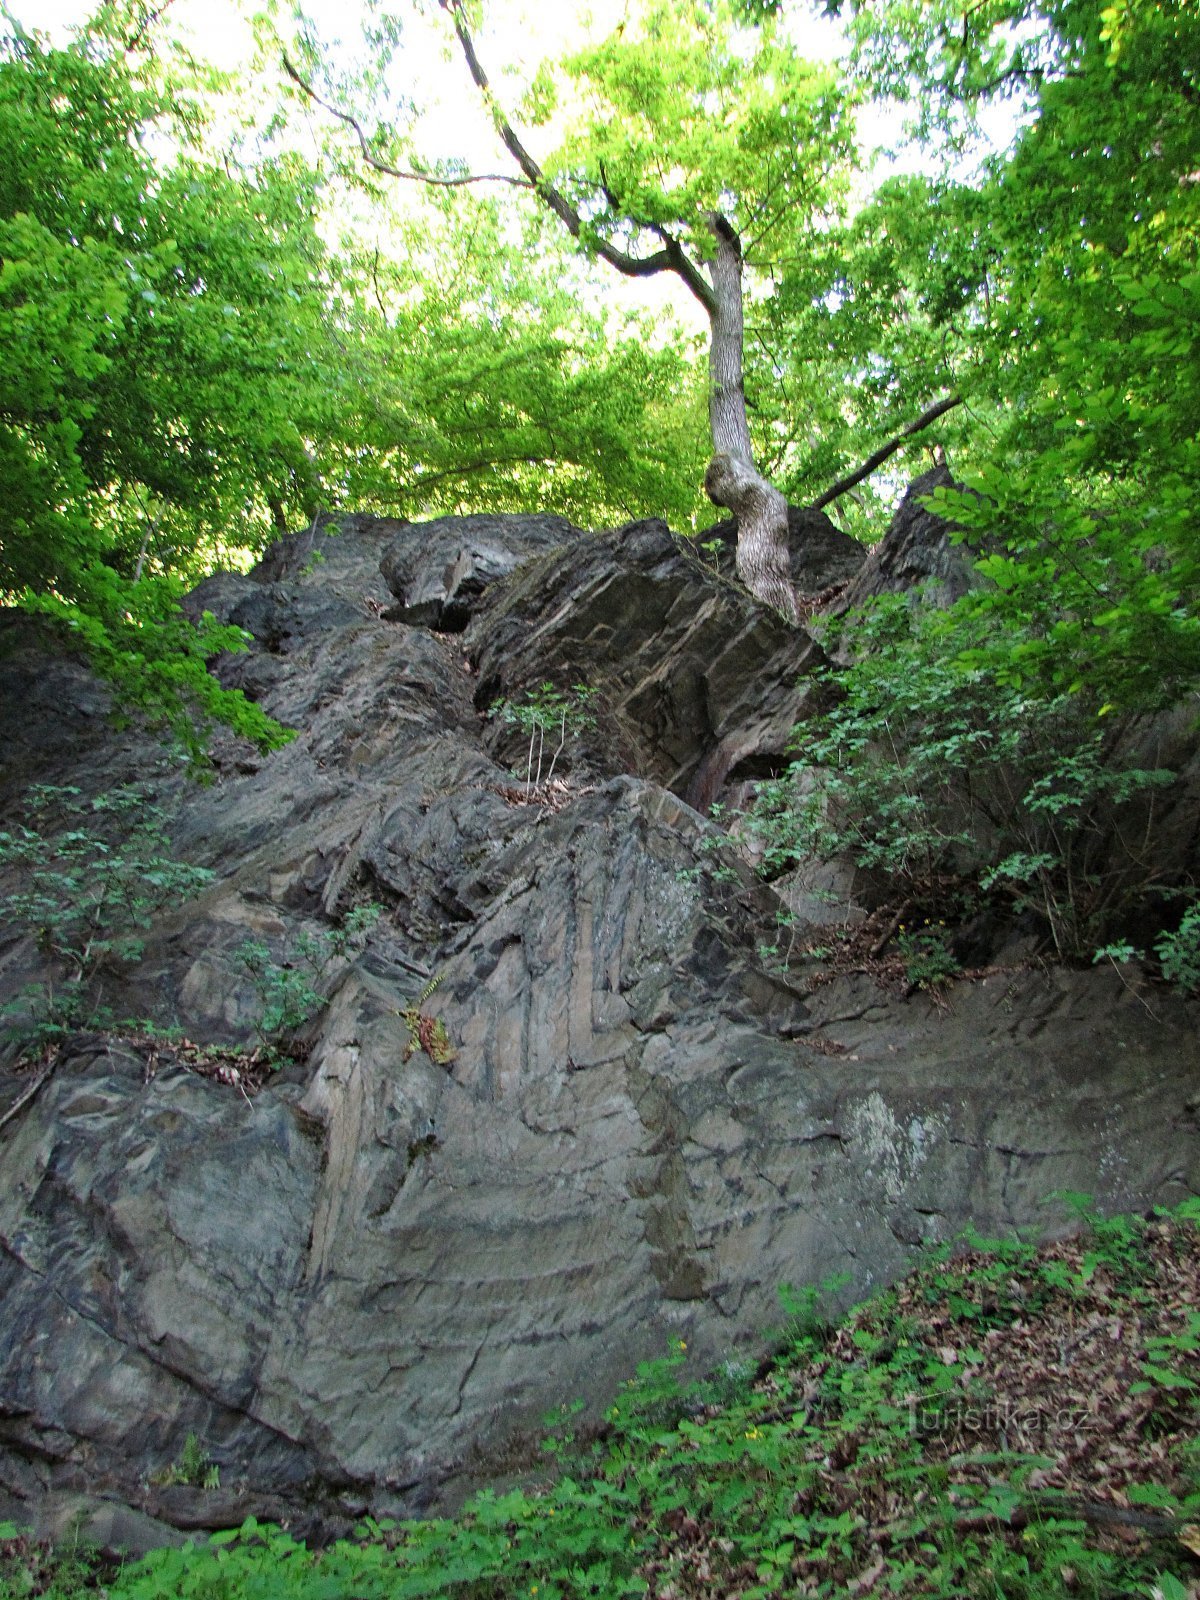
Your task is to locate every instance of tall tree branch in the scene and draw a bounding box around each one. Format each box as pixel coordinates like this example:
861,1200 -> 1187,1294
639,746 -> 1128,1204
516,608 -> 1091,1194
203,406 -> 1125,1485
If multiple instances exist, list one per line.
282,55 -> 531,190
438,0 -> 717,314
810,393 -> 962,509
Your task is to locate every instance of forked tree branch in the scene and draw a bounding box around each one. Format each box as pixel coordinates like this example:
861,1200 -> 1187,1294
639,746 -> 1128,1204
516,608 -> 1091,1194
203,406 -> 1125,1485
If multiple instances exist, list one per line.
282,54 -> 532,190
810,393 -> 962,509
438,0 -> 717,313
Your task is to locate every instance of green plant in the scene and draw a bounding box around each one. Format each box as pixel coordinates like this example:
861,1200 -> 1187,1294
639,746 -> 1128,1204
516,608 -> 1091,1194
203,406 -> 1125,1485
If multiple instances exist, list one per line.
776,1271 -> 852,1352
294,902 -> 383,979
749,597 -> 1178,961
400,974 -> 455,1067
696,535 -> 725,572
0,1522 -> 103,1599
234,905 -> 382,1066
489,682 -> 597,789
896,921 -> 961,991
1155,899 -> 1200,995
235,940 -> 324,1068
0,784 -> 213,1058
149,1433 -> 220,1491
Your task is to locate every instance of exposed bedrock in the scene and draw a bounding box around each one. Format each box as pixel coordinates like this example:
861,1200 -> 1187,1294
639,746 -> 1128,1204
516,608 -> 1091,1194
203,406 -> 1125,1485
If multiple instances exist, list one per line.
0,507 -> 1195,1546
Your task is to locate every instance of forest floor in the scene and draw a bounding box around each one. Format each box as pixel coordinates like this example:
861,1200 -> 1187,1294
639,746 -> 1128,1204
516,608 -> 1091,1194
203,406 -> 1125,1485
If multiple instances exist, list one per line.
2,1200 -> 1198,1599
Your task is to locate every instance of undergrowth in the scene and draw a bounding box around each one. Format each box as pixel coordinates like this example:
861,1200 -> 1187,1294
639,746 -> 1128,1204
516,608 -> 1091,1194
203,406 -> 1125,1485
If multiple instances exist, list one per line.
2,1197 -> 1197,1600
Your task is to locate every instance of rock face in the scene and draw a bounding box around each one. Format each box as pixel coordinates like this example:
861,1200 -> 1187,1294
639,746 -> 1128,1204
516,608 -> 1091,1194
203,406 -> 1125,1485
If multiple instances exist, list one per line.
828,466 -> 983,619
0,506 -> 1196,1547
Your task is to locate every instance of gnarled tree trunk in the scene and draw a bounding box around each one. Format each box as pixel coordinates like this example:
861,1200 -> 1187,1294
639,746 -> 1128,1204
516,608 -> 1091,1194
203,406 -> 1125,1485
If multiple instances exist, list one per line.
702,218 -> 798,623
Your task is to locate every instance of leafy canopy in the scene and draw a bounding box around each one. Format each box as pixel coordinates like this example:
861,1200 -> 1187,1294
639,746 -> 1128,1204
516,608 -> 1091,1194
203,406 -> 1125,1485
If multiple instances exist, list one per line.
0,22 -> 343,752
0,6 -> 711,756
543,0 -> 852,260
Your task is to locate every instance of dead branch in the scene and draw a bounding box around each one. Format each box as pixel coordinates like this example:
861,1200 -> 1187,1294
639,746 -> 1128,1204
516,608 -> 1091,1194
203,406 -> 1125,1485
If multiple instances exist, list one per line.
437,0 -> 717,314
811,394 -> 963,510
282,54 -> 531,191
0,1062 -> 55,1135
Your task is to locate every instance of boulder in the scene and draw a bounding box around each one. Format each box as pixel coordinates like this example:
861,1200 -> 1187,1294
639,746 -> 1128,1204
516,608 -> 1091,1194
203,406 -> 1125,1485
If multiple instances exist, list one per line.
827,465 -> 984,620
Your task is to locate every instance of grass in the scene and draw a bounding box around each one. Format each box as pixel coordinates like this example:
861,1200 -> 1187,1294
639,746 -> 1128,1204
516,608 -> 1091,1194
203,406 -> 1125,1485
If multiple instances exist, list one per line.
3,1196 -> 1198,1599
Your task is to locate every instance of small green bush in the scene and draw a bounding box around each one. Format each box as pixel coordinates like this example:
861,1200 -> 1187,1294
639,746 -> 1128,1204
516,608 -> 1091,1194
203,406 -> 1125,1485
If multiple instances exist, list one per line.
236,903 -> 382,1064
0,784 -> 213,1057
489,682 -> 597,788
1155,900 -> 1200,995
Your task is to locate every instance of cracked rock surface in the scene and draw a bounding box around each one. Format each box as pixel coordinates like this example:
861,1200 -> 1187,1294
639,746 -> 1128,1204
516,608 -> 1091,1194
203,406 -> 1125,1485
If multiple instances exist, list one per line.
0,510 -> 1196,1546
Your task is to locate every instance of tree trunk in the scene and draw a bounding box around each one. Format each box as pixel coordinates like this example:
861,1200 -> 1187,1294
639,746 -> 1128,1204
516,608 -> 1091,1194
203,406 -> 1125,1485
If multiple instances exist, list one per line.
702,216 -> 798,623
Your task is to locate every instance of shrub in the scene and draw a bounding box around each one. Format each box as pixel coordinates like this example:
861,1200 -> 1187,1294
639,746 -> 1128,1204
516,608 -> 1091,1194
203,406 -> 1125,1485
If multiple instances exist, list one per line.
747,597 -> 1178,961
0,783 -> 213,1055
236,904 -> 382,1064
489,681 -> 597,788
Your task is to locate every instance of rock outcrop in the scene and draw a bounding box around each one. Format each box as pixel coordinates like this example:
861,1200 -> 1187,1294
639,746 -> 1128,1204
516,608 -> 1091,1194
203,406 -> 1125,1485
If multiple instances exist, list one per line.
827,465 -> 983,619
0,508 -> 1196,1549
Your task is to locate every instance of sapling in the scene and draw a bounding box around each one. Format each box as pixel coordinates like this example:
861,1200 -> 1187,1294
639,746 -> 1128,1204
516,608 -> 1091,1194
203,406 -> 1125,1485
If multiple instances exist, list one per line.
489,682 -> 597,789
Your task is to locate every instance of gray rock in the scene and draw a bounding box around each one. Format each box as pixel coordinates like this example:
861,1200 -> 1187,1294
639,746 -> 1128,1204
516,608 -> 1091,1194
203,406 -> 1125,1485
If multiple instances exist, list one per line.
380,511 -> 585,632
466,517 -> 828,809
0,506 -> 1196,1540
828,466 -> 985,620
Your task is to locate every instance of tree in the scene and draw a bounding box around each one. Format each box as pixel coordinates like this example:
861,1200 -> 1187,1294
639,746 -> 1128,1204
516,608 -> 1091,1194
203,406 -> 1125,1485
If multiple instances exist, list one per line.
831,0 -> 1200,709
321,205 -> 710,530
287,0 -> 861,617
0,19 -> 349,752
1,6 -> 708,754
743,0 -> 1200,961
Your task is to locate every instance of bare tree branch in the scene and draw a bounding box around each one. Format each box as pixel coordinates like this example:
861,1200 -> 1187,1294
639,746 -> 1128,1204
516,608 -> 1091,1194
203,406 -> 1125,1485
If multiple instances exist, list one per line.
282,54 -> 532,190
810,393 -> 963,509
437,0 -> 717,313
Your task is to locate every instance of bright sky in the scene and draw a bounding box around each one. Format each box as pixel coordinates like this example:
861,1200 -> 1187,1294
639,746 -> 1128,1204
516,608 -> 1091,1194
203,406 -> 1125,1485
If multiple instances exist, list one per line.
10,0 -> 1014,184
8,0 -> 827,342
13,0 -> 672,227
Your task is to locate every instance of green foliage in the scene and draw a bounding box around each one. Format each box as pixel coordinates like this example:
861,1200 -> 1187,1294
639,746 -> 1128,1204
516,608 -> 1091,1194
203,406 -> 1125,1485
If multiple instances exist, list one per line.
846,0 -> 1195,691
548,0 -> 852,262
294,902 -> 383,977
748,598 -> 1177,959
148,1433 -> 219,1491
0,24 -> 350,751
235,940 -> 324,1063
235,906 -> 380,1064
0,19 -> 706,757
0,784 -> 213,1057
896,922 -> 961,991
1154,900 -> 1200,996
489,682 -> 598,789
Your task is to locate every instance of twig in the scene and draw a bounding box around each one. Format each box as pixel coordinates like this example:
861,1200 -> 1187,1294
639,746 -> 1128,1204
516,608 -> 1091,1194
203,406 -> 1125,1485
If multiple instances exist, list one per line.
282,54 -> 530,191
870,904 -> 911,960
1102,952 -> 1162,1023
0,1061 -> 55,1134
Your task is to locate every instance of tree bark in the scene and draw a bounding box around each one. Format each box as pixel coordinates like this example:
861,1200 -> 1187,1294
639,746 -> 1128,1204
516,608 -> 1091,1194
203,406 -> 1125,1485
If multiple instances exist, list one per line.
703,217 -> 798,621
705,215 -> 755,463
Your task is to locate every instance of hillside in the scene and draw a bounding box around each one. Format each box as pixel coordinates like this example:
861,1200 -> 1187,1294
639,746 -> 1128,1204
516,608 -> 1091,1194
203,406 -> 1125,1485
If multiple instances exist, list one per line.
0,496 -> 1196,1553
2,1201 -> 1198,1597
